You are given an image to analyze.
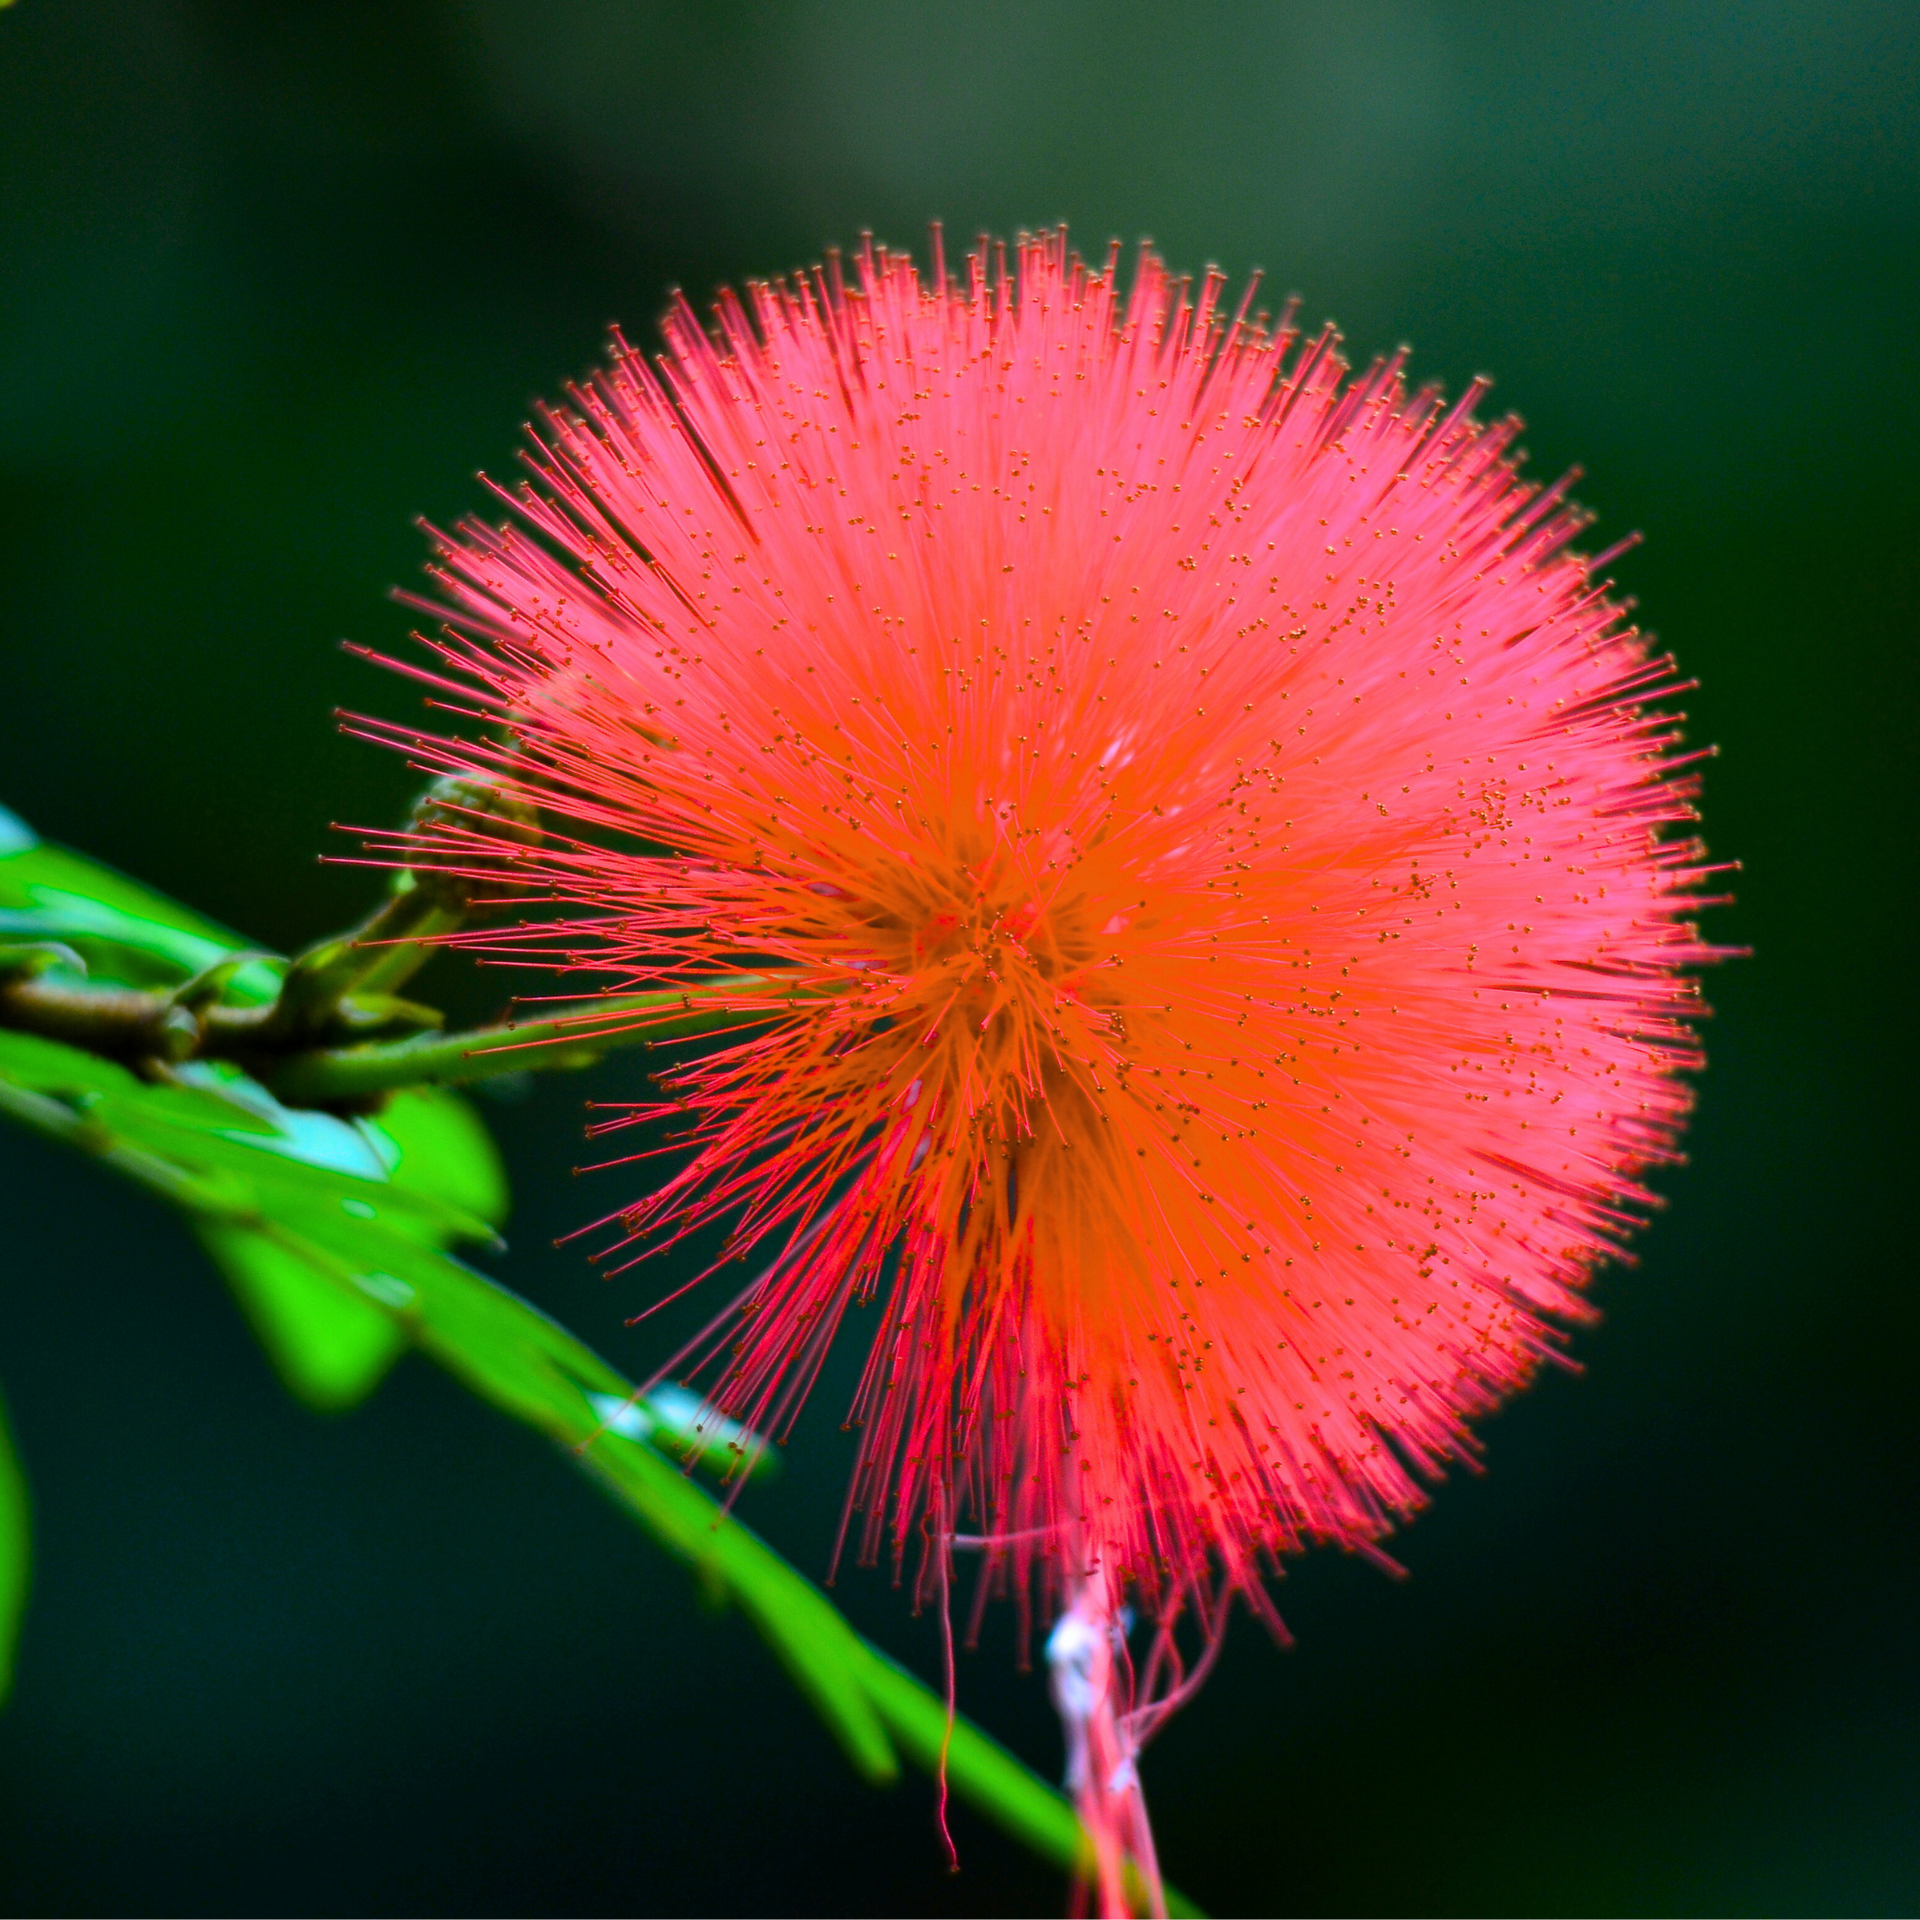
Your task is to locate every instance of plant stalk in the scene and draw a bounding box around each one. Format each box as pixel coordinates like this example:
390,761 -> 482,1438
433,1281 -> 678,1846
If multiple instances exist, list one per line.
263,978 -> 799,1102
1049,1548 -> 1168,1920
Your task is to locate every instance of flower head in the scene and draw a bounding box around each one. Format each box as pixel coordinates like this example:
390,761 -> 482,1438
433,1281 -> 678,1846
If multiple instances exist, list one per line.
383,232 -> 1721,1629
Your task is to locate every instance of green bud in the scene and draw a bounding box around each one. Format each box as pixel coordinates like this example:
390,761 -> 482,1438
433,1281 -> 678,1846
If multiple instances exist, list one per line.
403,776 -> 542,912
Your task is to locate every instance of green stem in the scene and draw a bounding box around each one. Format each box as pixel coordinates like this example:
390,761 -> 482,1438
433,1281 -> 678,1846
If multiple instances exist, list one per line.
261,977 -> 804,1103
0,976 -> 198,1063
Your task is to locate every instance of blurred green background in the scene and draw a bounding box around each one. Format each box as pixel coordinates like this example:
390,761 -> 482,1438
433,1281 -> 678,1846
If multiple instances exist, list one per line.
1,1 -> 1915,1913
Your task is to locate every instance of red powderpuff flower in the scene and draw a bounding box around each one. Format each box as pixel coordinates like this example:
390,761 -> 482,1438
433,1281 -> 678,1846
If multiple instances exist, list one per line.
374,229 -> 1721,1893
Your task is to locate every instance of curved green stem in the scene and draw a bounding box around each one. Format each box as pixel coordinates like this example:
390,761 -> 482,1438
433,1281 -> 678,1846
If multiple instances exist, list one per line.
261,976 -> 806,1103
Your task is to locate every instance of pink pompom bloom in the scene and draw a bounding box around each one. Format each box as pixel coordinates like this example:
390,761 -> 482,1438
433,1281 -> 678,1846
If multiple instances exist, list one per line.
375,231 -> 1723,1645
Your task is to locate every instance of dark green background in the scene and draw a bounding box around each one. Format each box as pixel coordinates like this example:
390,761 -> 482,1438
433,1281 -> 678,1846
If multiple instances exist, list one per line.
2,2 -> 1915,1913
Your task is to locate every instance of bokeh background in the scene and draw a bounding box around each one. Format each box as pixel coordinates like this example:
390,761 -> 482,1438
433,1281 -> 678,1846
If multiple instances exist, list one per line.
2,1 -> 1915,1913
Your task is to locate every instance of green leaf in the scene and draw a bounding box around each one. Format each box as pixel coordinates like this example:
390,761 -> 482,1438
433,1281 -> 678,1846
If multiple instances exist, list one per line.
0,877 -> 283,1002
368,1084 -> 509,1229
0,816 -> 1199,1906
0,1385 -> 27,1707
0,813 -> 281,1002
411,1262 -> 1198,1908
0,1029 -> 493,1410
0,821 -> 510,1410
195,1223 -> 409,1412
0,1026 -> 144,1099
